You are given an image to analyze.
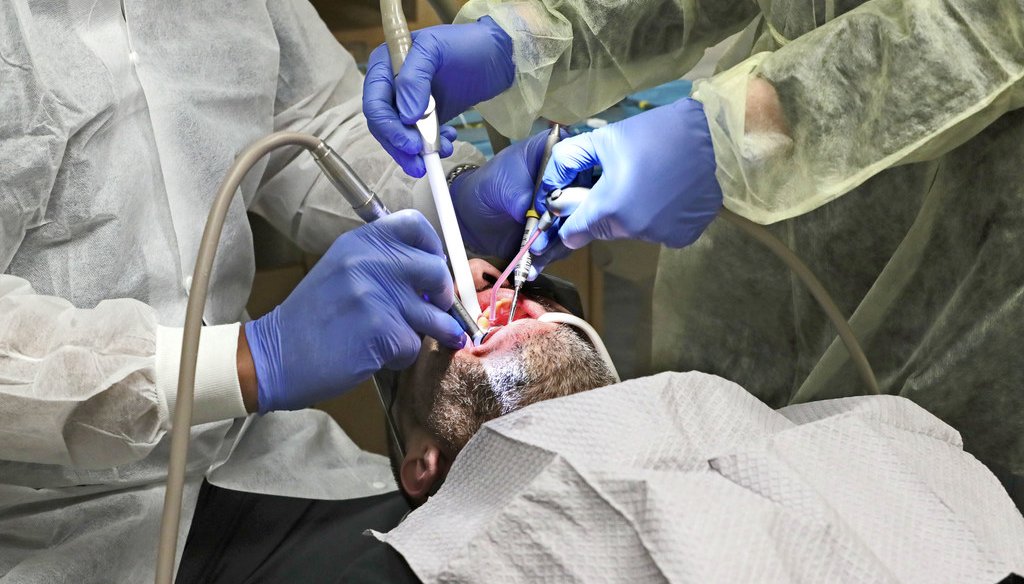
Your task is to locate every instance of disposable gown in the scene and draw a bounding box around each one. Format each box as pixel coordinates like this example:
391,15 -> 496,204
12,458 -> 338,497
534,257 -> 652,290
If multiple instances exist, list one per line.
456,0 -> 1024,487
0,0 -> 480,581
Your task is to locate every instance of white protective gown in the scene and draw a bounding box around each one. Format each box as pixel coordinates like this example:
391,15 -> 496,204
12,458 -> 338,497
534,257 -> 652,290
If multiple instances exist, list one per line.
0,1 -> 481,581
455,0 -> 1024,493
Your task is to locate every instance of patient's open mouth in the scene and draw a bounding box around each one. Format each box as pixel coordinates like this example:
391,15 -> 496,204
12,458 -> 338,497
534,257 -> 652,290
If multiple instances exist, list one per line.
475,288 -> 547,329
461,288 -> 554,355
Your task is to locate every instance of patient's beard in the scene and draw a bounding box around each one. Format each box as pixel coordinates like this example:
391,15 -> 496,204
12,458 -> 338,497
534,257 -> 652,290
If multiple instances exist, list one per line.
389,324 -> 615,503
428,324 -> 616,455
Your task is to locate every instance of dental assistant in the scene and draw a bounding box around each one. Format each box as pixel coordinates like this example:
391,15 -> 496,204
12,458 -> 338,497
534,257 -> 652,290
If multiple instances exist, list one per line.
364,0 -> 1024,506
0,0 -> 483,580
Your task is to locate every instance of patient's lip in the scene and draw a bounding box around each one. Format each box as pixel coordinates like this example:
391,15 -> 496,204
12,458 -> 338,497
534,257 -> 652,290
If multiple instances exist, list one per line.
464,319 -> 556,357
459,288 -> 554,356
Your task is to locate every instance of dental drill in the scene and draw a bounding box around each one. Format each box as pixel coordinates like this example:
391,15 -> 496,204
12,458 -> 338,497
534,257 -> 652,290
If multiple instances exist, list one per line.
154,132 -> 482,584
380,0 -> 482,322
311,142 -> 485,345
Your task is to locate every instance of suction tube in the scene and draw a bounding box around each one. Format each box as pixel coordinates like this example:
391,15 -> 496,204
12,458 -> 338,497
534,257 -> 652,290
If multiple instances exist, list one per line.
718,208 -> 880,396
379,0 -> 411,75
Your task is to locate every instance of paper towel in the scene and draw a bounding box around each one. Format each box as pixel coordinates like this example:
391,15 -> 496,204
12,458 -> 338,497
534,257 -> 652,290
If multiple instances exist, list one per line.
374,372 -> 1024,583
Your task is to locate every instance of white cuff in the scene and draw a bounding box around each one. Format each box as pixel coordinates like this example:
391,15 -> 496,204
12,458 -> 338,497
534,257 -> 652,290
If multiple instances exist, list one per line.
156,323 -> 247,426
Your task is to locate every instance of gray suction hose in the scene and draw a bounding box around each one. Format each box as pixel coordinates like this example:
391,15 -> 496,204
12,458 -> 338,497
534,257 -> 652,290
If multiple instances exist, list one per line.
718,208 -> 880,396
154,132 -> 322,584
154,131 -> 421,583
380,0 -> 411,77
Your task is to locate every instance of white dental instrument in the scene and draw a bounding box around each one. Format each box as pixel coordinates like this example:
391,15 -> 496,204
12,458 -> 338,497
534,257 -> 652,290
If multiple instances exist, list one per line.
380,0 -> 481,321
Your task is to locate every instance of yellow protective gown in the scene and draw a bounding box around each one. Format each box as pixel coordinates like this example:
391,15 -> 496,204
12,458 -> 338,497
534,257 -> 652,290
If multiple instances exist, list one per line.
456,0 -> 1024,481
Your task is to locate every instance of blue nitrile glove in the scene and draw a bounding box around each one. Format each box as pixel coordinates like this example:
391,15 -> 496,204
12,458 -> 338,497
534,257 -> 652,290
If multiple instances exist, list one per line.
534,98 -> 723,254
244,210 -> 465,413
449,130 -> 573,277
363,16 -> 514,176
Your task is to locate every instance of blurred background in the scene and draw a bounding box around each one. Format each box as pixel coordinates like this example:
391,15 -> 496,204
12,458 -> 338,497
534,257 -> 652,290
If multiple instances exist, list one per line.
249,0 -> 714,455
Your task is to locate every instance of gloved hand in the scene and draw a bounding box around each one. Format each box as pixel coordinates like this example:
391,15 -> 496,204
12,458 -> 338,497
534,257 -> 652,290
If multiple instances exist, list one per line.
449,129 -> 573,276
363,17 -> 514,176
535,98 -> 723,253
244,210 -> 465,413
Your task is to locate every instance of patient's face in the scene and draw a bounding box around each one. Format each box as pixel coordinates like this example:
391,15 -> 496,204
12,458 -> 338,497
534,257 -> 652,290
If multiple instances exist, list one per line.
388,260 -> 615,504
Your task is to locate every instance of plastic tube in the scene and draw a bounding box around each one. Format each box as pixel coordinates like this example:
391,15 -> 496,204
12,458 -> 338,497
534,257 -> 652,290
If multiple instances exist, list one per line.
379,0 -> 411,75
424,152 -> 482,319
489,228 -> 541,322
538,312 -> 620,383
154,132 -> 322,584
718,208 -> 879,396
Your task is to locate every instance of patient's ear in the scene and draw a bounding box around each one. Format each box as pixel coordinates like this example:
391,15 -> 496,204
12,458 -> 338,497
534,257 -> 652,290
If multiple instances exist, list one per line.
400,436 -> 450,502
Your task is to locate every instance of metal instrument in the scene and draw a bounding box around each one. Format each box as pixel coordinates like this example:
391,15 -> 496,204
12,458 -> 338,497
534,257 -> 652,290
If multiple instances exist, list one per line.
509,124 -> 561,322
313,142 -> 485,345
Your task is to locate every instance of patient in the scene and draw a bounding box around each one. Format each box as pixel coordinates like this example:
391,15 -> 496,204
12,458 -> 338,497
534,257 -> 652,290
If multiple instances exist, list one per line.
387,259 -> 616,505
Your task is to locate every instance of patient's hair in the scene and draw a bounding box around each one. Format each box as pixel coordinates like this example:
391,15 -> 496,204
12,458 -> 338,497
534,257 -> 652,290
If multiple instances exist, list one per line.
400,325 -> 615,455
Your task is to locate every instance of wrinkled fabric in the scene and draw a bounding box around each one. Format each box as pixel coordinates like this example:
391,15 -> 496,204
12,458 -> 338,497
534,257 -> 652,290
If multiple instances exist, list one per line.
456,0 -> 1024,481
0,0 -> 479,581
206,411 -> 396,501
697,0 -> 1024,224
377,372 -> 1024,583
654,0 -> 1024,483
455,0 -> 759,138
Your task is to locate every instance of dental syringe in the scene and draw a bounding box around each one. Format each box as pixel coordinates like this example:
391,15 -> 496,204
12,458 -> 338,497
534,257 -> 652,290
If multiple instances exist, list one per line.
380,0 -> 482,322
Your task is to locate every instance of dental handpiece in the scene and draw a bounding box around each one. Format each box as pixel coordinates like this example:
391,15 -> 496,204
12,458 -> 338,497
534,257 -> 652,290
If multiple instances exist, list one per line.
513,125 -> 562,288
508,125 -> 561,322
311,143 -> 485,345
